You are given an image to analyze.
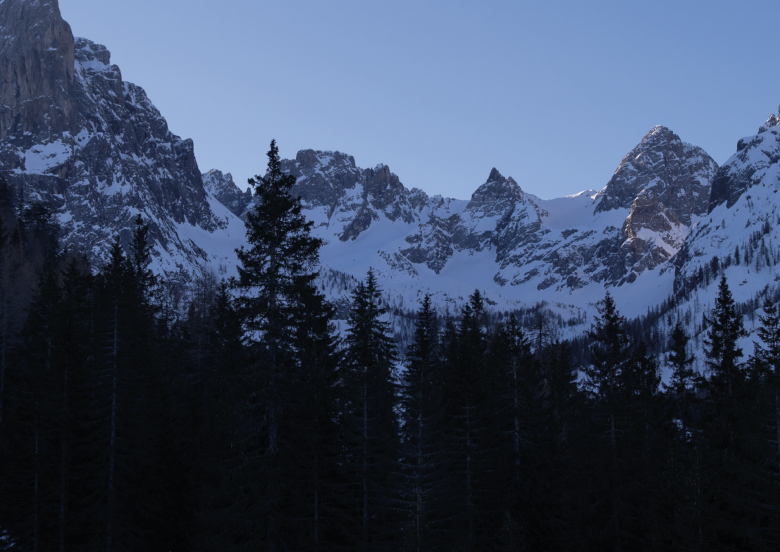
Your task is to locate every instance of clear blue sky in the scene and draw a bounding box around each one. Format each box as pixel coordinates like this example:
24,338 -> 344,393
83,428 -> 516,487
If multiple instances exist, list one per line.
59,0 -> 780,200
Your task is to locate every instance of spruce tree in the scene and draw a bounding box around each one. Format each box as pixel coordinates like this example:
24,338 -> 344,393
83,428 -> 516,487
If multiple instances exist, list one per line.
659,323 -> 706,550
583,292 -> 631,454
535,339 -> 581,551
491,315 -> 533,489
700,275 -> 773,549
233,138 -> 321,448
704,275 -> 746,403
582,292 -> 663,551
488,314 -> 537,547
193,282 -> 251,552
278,279 -> 344,551
753,299 -> 780,465
57,258 -> 101,550
8,261 -> 62,549
439,290 -> 501,550
341,269 -> 400,551
231,139 -> 327,551
400,294 -> 444,551
666,322 -> 696,434
93,231 -> 167,551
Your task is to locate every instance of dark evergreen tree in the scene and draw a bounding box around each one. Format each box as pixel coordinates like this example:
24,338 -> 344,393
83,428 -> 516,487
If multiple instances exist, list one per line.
56,258 -> 101,551
230,139 -> 329,551
491,315 -> 533,490
341,269 -> 401,551
666,322 -> 696,428
192,281 -> 252,552
5,262 -> 62,550
399,294 -> 444,551
659,323 -> 710,550
234,137 -> 321,454
535,339 -> 581,551
488,314 -> 543,542
583,292 -> 632,463
277,278 -> 344,551
90,225 -> 179,551
704,276 -> 746,403
746,300 -> 780,547
581,292 -> 664,551
699,275 -> 775,549
439,290 -> 501,550
753,299 -> 780,465
537,339 -> 578,441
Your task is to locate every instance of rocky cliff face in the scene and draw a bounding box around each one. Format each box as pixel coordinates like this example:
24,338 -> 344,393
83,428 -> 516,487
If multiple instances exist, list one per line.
2,0 -> 750,350
596,126 -> 717,283
0,0 -> 77,141
709,109 -> 780,212
202,169 -> 252,218
282,150 -> 422,242
0,0 -> 243,276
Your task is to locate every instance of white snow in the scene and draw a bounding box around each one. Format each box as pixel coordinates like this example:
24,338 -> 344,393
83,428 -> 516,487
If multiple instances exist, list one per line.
21,140 -> 71,173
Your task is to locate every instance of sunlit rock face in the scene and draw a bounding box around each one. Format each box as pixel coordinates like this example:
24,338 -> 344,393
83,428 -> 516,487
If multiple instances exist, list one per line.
595,126 -> 717,284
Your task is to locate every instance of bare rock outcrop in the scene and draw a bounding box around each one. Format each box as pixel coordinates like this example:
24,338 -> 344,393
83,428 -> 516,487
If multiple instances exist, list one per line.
0,0 -> 241,276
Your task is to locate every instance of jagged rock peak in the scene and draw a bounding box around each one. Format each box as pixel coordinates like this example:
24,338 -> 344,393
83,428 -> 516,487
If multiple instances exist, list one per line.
202,169 -> 252,218
710,105 -> 780,212
595,125 -> 716,217
758,108 -> 780,134
0,0 -> 78,141
487,167 -> 505,184
469,167 -> 525,204
294,149 -> 356,170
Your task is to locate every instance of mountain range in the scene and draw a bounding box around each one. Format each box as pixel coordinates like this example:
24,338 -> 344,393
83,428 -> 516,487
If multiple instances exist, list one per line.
3,0 -> 780,369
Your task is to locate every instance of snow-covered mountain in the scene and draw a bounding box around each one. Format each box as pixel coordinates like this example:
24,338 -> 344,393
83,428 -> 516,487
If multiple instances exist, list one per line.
5,0 -> 780,361
277,126 -> 716,328
653,111 -> 780,369
0,0 -> 245,281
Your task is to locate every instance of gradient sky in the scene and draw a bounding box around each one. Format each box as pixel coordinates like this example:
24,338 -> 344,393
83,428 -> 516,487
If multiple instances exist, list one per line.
58,0 -> 780,200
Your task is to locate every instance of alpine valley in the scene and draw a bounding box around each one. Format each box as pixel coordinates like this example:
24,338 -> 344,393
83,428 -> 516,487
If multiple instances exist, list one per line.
3,0 -> 780,369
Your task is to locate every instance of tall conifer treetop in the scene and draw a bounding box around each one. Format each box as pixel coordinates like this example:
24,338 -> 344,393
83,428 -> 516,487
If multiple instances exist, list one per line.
234,139 -> 322,339
584,292 -> 631,404
703,275 -> 746,398
231,140 -> 328,549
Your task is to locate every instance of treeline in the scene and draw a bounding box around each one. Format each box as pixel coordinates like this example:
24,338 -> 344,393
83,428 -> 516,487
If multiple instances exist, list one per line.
2,144 -> 780,551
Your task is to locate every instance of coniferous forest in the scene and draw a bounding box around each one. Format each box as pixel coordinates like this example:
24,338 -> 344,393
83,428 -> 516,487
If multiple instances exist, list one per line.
1,142 -> 780,551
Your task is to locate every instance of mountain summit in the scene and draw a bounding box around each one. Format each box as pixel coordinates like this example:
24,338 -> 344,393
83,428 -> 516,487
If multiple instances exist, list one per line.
0,0 -> 245,278
271,124 -> 715,320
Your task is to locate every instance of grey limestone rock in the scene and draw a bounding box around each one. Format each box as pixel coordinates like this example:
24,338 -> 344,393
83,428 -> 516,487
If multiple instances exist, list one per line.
202,169 -> 252,218
0,0 -> 77,141
595,126 -> 715,220
280,150 -> 418,241
594,126 -> 717,284
0,0 -> 235,275
278,130 -> 716,292
709,110 -> 780,212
